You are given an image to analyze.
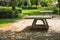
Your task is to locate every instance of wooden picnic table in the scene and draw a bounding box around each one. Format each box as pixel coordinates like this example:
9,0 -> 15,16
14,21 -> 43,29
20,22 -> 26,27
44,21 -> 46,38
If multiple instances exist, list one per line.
23,15 -> 53,30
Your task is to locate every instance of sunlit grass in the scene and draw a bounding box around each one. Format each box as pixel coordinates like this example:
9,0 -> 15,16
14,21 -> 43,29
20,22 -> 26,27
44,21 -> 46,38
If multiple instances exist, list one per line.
20,9 -> 40,17
0,18 -> 19,24
0,6 -> 21,10
22,9 -> 39,13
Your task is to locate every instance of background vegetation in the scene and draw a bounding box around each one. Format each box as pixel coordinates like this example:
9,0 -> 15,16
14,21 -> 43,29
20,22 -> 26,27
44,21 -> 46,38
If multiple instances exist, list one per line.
0,0 -> 59,24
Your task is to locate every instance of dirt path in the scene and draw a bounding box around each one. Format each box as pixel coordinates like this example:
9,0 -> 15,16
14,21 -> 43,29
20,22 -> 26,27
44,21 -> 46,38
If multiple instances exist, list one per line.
0,16 -> 60,32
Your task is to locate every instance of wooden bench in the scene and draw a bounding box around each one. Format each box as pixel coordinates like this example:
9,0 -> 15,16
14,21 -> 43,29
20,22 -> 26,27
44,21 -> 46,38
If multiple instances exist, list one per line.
40,10 -> 53,15
23,15 -> 53,30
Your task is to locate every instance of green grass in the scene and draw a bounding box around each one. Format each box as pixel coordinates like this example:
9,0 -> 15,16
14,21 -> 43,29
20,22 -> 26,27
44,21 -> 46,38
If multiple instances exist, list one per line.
22,9 -> 39,13
0,18 -> 19,24
20,9 -> 41,17
0,6 -> 21,10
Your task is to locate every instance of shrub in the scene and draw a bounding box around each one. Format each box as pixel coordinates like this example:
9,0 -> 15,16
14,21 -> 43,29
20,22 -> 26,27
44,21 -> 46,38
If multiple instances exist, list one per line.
40,7 -> 53,10
0,6 -> 22,18
0,9 -> 13,18
53,8 -> 59,14
21,6 -> 37,9
0,1 -> 7,6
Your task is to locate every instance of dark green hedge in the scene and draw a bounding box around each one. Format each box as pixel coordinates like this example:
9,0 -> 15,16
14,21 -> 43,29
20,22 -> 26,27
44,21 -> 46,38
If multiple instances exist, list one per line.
0,8 -> 22,18
20,6 -> 37,9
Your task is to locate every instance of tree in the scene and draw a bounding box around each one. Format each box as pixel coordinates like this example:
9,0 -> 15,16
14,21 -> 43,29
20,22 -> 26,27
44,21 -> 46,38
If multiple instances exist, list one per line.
11,0 -> 16,10
28,0 -> 31,6
57,0 -> 60,13
35,0 -> 39,8
30,0 -> 39,8
58,0 -> 60,8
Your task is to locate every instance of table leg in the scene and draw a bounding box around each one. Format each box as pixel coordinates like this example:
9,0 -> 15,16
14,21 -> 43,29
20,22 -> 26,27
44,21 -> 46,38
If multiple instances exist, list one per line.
44,19 -> 48,26
41,19 -> 46,25
44,19 -> 49,30
32,19 -> 37,27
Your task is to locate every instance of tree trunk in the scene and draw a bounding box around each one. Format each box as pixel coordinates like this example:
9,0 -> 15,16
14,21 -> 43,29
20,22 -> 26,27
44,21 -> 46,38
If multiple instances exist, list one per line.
36,0 -> 38,8
57,0 -> 60,13
58,0 -> 60,8
11,0 -> 16,10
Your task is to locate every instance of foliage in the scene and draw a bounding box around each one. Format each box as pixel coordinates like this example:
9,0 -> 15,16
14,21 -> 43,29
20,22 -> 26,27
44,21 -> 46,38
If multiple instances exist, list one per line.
0,1 -> 7,6
57,0 -> 60,13
0,6 -> 22,18
0,9 -> 13,18
10,0 -> 16,10
53,7 -> 59,14
21,6 -> 37,9
28,0 -> 31,6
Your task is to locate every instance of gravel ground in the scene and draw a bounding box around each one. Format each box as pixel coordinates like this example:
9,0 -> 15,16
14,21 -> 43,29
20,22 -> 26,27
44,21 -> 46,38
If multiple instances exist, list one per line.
0,15 -> 60,40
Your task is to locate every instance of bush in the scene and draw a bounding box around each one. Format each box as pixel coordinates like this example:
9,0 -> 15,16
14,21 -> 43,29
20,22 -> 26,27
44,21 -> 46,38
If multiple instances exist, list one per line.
0,6 -> 22,18
40,7 -> 53,10
15,8 -> 22,13
0,1 -> 7,6
0,9 -> 20,18
0,9 -> 13,18
40,2 -> 48,7
21,6 -> 37,9
53,8 -> 59,14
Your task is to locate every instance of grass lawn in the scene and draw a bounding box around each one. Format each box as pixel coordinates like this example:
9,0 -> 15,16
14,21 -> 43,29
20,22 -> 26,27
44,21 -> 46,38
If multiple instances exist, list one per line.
0,18 -> 19,24
22,9 -> 39,13
21,9 -> 41,17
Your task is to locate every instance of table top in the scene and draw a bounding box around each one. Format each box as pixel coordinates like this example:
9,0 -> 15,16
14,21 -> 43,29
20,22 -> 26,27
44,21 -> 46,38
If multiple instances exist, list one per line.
23,15 -> 53,19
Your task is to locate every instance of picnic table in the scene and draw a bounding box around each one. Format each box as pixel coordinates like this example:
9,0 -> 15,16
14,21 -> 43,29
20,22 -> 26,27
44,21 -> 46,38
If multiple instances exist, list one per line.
23,15 -> 53,30
40,10 -> 53,14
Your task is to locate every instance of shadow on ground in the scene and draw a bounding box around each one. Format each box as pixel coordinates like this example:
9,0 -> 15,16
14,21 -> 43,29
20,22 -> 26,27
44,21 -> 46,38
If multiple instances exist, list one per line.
0,26 -> 60,40
22,26 -> 48,32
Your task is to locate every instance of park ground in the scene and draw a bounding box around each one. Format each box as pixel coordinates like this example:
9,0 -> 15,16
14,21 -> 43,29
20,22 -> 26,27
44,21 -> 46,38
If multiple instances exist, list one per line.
0,15 -> 60,40
0,7 -> 60,40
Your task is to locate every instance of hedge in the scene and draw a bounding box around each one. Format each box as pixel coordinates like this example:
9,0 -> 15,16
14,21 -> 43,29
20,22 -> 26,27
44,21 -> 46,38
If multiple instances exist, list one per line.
0,6 -> 22,18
